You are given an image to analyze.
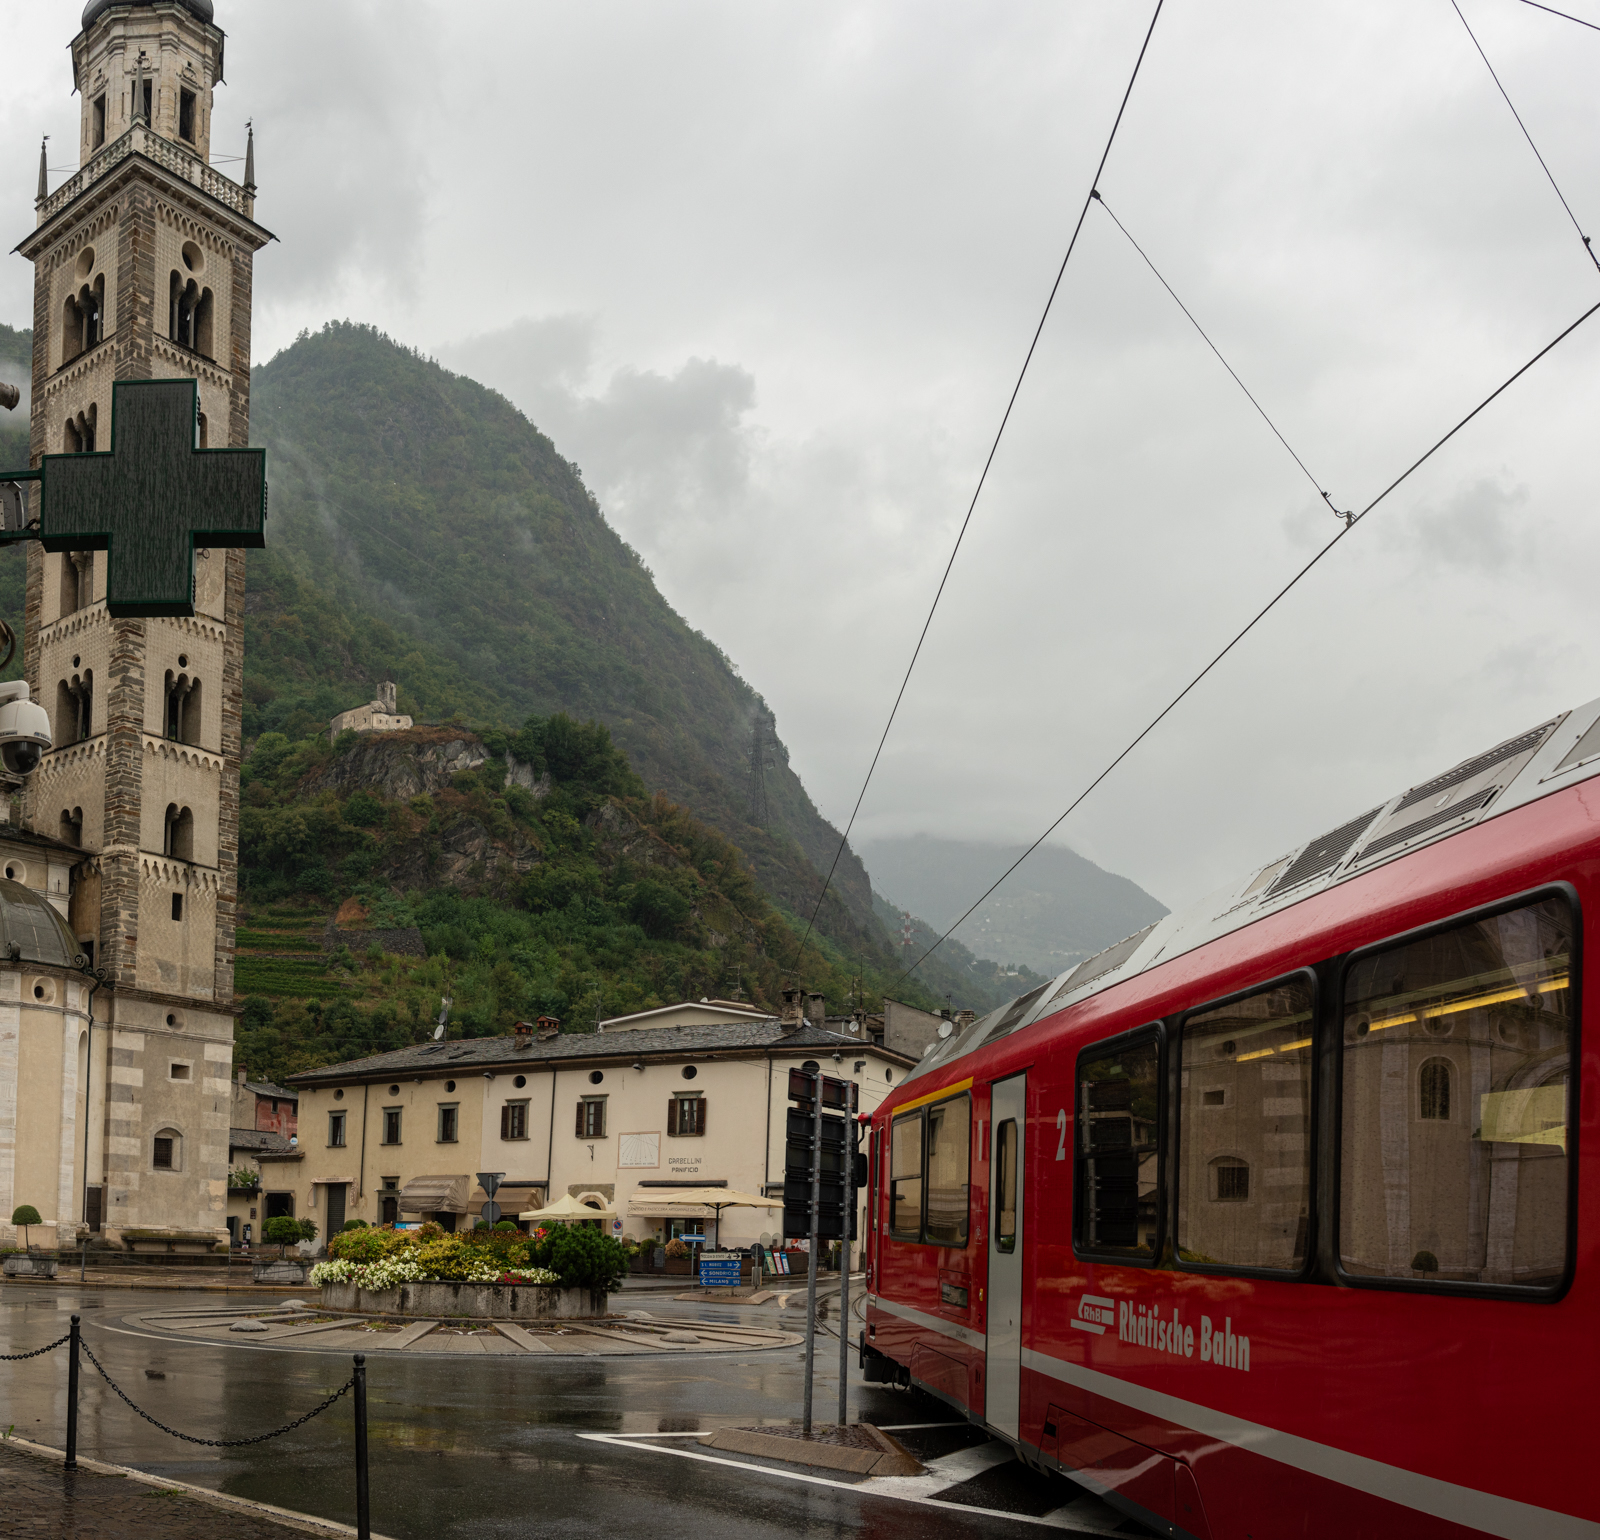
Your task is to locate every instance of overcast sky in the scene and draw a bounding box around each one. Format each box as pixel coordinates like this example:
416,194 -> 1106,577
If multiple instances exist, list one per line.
7,0 -> 1600,920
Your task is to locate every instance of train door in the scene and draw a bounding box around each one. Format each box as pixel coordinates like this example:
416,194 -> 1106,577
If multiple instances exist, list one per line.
986,1074 -> 1026,1440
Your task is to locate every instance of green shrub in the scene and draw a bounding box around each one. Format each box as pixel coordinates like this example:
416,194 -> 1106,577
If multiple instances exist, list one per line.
493,1220 -> 517,1232
341,1219 -> 369,1231
262,1216 -> 303,1250
542,1225 -> 629,1293
329,1225 -> 408,1264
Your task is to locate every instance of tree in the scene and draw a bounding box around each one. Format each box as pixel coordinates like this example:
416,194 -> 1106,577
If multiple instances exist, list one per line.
10,1205 -> 40,1251
263,1214 -> 317,1258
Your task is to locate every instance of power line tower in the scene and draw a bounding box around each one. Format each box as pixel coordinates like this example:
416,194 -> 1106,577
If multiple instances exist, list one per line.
748,704 -> 776,826
901,911 -> 915,951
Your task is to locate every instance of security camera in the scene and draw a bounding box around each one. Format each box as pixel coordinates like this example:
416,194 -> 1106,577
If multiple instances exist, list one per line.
0,382 -> 19,412
0,681 -> 51,776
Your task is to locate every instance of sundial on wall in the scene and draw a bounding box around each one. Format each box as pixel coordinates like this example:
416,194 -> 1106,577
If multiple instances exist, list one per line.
0,378 -> 266,617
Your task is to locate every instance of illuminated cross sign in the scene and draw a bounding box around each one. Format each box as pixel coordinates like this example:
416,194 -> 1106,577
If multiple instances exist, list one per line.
27,378 -> 266,617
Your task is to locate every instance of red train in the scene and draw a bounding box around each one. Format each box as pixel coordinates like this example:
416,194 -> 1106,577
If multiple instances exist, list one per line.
862,702 -> 1598,1539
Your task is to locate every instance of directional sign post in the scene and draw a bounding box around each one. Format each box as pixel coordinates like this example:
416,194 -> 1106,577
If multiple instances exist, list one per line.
697,1251 -> 741,1290
0,378 -> 266,618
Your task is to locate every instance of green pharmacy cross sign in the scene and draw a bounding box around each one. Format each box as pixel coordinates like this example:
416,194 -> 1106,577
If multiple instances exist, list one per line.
0,378 -> 265,618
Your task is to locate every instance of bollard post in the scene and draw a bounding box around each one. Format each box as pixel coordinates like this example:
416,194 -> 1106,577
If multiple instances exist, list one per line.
353,1353 -> 370,1540
65,1314 -> 80,1470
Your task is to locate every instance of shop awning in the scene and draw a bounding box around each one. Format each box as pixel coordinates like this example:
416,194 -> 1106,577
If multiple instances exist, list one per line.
397,1175 -> 470,1215
627,1199 -> 713,1219
468,1182 -> 545,1217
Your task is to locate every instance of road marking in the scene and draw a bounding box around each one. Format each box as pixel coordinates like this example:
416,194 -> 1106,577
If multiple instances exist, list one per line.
577,1432 -> 1132,1534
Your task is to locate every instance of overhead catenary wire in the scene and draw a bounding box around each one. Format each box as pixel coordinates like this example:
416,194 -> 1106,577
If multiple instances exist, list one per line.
893,295 -> 1600,987
789,0 -> 1168,978
1091,191 -> 1343,518
1452,0 -> 1600,274
1516,0 -> 1600,33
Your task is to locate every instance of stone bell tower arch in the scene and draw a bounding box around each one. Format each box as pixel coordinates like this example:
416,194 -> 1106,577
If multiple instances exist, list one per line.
13,0 -> 270,1243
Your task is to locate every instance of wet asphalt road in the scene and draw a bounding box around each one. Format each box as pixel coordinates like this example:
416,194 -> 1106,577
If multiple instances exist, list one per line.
0,1284 -> 1130,1539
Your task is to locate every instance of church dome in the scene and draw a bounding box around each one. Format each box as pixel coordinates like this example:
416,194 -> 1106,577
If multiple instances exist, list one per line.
0,879 -> 82,970
82,0 -> 215,30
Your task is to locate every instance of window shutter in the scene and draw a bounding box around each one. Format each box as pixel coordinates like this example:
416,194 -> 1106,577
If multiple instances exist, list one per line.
667,1098 -> 678,1137
501,1104 -> 512,1140
595,1100 -> 605,1138
576,1101 -> 585,1137
695,1099 -> 706,1137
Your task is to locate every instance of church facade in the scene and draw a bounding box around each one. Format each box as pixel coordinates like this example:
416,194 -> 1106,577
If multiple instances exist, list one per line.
0,0 -> 267,1249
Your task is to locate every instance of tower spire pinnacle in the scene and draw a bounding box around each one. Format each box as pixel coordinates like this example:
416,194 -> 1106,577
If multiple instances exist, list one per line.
243,120 -> 255,191
35,137 -> 47,204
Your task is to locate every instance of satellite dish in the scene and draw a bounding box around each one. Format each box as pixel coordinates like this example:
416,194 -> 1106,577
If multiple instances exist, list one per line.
937,1022 -> 953,1039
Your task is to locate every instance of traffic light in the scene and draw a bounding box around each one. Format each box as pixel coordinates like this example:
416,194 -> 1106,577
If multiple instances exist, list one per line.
784,1069 -> 858,1240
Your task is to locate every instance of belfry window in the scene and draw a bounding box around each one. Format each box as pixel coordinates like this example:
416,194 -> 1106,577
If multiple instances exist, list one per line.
164,671 -> 200,744
59,808 -> 83,848
164,804 -> 194,862
59,551 -> 93,617
179,89 -> 196,143
169,274 -> 214,359
92,93 -> 106,150
171,892 -> 184,922
56,672 -> 92,746
140,78 -> 153,123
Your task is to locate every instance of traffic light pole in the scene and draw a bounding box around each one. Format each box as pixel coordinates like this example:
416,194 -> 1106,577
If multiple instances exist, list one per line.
802,1066 -> 823,1436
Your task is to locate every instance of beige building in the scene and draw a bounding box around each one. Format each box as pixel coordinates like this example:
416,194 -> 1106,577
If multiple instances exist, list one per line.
328,681 -> 412,744
0,0 -> 269,1248
284,1014 -> 915,1251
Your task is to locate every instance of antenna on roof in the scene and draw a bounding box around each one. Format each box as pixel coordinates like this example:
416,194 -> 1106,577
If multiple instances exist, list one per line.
432,994 -> 452,1041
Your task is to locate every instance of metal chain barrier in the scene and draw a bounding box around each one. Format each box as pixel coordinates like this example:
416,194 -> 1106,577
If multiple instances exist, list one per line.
78,1339 -> 353,1448
0,1332 -> 71,1361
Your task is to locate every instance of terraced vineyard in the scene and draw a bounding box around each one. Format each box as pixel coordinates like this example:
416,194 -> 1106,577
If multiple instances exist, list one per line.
232,906 -> 348,1001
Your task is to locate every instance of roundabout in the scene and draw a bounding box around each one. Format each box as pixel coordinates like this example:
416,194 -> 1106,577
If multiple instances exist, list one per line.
118,1298 -> 803,1357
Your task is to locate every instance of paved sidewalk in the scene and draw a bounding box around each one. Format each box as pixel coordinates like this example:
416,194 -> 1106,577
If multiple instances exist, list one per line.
0,1439 -> 368,1538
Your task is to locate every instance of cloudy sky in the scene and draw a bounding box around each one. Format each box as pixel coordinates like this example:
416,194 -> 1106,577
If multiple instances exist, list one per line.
6,0 -> 1600,921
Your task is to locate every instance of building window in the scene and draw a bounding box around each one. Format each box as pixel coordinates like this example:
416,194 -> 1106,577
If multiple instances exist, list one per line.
57,672 -> 93,747
178,88 -> 196,142
169,1062 -> 190,1081
380,1177 -> 399,1227
329,1111 -> 346,1148
438,1104 -> 459,1142
92,93 -> 106,149
1420,1058 -> 1452,1121
575,1096 -> 606,1138
501,1101 -> 529,1140
1211,1157 -> 1250,1202
140,78 -> 152,123
382,1107 -> 402,1145
171,893 -> 183,922
152,1129 -> 181,1170
1340,893 -> 1574,1290
60,552 -> 93,618
667,1093 -> 705,1137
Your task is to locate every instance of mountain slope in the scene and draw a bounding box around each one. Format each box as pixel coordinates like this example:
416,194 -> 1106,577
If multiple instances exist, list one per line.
246,321 -> 882,961
858,834 -> 1167,977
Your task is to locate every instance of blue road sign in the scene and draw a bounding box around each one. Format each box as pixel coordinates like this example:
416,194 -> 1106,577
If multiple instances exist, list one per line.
698,1252 -> 741,1288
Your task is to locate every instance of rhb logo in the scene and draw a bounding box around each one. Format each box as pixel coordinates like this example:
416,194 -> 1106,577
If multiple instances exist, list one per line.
1070,1293 -> 1116,1335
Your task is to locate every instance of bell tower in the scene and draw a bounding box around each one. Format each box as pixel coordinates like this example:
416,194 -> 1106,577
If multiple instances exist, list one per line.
14,0 -> 270,1243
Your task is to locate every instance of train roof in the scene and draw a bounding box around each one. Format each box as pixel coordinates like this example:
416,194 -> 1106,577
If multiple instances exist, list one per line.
901,691 -> 1600,1090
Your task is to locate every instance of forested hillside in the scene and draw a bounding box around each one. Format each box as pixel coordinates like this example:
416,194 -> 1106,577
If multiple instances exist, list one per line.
233,714 -> 1025,1083
245,322 -> 883,962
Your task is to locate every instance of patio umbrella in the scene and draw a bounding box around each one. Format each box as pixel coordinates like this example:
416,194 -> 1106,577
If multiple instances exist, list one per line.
518,1191 -> 618,1224
649,1187 -> 779,1249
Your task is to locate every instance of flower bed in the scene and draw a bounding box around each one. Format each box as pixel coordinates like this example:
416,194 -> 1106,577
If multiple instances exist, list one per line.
309,1218 -> 628,1299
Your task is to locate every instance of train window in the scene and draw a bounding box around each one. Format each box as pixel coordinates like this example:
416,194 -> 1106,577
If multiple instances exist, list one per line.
1177,976 -> 1313,1274
890,1112 -> 924,1240
925,1094 -> 970,1246
994,1119 -> 1018,1253
890,1094 -> 971,1245
1075,1032 -> 1161,1259
1339,891 -> 1575,1295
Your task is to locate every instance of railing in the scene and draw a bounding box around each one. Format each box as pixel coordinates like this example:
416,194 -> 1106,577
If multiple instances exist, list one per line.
2,1315 -> 371,1538
37,125 -> 254,224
